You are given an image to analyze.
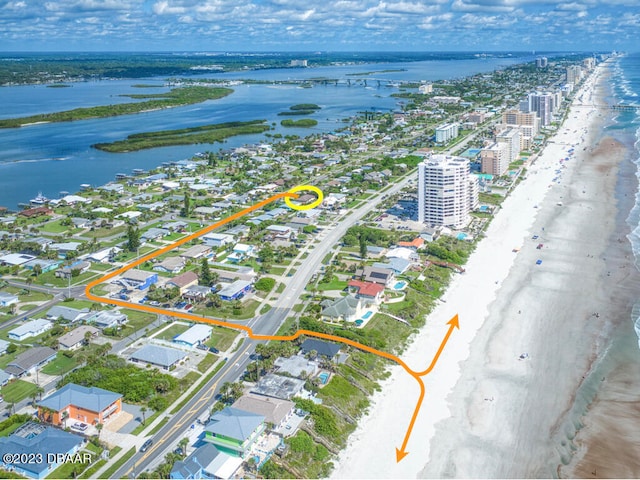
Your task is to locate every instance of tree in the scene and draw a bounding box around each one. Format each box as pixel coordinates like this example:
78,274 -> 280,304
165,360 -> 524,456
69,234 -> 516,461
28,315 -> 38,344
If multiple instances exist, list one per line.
32,263 -> 42,277
126,225 -> 141,252
359,234 -> 367,259
178,437 -> 189,457
200,258 -> 212,286
182,192 -> 191,217
140,406 -> 147,425
95,423 -> 103,438
6,343 -> 17,354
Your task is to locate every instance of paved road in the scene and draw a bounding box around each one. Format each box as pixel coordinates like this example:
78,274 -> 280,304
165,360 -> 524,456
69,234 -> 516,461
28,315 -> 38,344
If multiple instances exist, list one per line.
112,171 -> 418,478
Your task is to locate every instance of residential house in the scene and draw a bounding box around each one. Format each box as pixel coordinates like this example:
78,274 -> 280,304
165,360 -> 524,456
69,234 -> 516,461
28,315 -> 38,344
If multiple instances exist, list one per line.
0,253 -> 36,266
232,393 -> 295,432
0,423 -> 84,479
173,324 -> 212,348
37,383 -> 122,426
208,267 -> 256,284
265,225 -> 292,240
201,233 -> 234,248
141,228 -> 171,243
0,292 -> 18,307
227,244 -> 254,263
273,355 -> 319,379
8,319 -> 53,341
347,280 -> 386,305
130,344 -> 187,370
55,260 -> 91,279
0,339 -> 9,356
48,242 -> 82,259
372,257 -> 412,275
166,271 -> 199,294
203,407 -> 265,457
153,256 -> 185,274
45,305 -> 90,323
397,237 -> 425,250
182,285 -> 212,302
85,247 -> 121,263
250,374 -> 305,401
300,339 -> 342,361
4,347 -> 56,377
321,295 -> 364,323
355,266 -> 395,286
170,443 -> 242,480
23,259 -> 60,274
179,245 -> 212,260
87,310 -> 127,330
58,326 -> 99,351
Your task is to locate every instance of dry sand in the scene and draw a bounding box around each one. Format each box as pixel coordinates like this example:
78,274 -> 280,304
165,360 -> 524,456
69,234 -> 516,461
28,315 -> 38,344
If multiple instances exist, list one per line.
331,62 -> 640,478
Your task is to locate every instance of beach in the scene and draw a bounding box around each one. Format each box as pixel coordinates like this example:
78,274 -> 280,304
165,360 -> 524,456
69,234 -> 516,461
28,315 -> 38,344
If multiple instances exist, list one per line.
331,61 -> 640,478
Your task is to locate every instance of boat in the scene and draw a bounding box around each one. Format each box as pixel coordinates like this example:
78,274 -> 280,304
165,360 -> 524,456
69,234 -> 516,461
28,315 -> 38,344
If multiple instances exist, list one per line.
30,192 -> 49,205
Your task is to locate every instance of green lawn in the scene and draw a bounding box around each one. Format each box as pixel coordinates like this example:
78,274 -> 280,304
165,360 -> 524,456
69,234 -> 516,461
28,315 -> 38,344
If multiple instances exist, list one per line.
155,323 -> 190,341
315,276 -> 348,291
40,219 -> 73,234
34,269 -> 99,288
41,352 -> 79,375
48,451 -> 96,479
85,225 -> 127,238
1,380 -> 39,403
119,309 -> 157,335
205,326 -> 239,351
193,299 -> 260,320
197,352 -> 218,373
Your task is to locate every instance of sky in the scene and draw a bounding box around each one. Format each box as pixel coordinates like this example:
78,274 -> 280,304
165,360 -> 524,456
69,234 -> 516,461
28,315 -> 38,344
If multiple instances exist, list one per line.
0,0 -> 637,52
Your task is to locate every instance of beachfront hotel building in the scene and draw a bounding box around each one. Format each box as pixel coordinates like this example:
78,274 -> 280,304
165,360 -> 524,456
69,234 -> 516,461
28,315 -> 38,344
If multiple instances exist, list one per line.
566,65 -> 583,85
481,143 -> 509,176
418,154 -> 478,228
435,123 -> 459,143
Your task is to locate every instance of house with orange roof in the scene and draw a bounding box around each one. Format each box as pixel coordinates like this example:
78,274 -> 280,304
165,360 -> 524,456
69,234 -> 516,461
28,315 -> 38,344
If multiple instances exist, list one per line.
397,237 -> 425,250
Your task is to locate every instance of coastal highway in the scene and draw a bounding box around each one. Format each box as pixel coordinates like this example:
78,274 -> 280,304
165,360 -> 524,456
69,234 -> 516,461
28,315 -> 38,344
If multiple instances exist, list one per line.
112,171 -> 418,477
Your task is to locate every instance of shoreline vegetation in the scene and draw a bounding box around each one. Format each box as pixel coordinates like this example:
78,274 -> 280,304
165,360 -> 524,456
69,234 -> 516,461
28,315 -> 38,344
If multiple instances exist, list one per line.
346,68 -> 407,76
92,120 -> 270,152
0,86 -> 233,129
278,103 -> 322,116
280,119 -> 318,127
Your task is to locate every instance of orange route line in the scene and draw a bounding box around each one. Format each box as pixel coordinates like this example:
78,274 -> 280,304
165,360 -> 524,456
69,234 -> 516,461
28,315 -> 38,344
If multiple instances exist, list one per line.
84,188 -> 459,464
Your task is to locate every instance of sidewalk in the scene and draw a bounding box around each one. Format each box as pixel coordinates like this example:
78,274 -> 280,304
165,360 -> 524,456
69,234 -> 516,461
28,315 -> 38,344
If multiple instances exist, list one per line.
91,349 -> 229,478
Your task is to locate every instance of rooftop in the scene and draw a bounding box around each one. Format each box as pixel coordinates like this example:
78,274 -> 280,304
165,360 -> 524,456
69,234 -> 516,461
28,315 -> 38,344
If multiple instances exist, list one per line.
38,383 -> 121,413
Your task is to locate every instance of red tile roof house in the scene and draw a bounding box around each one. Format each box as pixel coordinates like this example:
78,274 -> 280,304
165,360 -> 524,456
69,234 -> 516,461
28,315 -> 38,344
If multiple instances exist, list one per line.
347,280 -> 386,305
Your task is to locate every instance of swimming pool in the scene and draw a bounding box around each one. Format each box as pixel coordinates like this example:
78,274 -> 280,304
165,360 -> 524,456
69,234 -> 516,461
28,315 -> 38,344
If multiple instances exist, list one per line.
318,372 -> 330,384
457,233 -> 467,240
393,281 -> 407,290
361,311 -> 373,320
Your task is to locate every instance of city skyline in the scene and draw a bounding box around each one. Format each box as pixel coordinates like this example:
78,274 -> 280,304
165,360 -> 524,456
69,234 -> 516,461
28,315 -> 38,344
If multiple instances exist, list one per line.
0,0 -> 637,52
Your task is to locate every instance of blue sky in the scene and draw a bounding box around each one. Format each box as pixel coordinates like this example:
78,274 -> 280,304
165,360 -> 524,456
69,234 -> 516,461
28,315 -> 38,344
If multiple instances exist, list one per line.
0,0 -> 637,52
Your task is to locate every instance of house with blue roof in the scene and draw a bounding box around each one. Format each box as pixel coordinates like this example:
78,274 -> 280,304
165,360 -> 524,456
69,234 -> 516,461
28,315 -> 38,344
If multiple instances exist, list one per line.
0,422 -> 84,479
37,383 -> 122,427
170,443 -> 242,479
203,407 -> 265,457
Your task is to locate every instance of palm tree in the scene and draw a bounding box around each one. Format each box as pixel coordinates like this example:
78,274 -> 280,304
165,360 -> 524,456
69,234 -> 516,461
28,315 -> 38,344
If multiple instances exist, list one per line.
140,406 -> 147,425
6,403 -> 14,417
178,437 -> 189,457
95,423 -> 103,439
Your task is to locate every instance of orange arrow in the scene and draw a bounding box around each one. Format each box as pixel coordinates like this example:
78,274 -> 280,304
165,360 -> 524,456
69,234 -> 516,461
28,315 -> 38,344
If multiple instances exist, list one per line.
414,314 -> 459,377
396,376 -> 425,462
85,189 -> 459,466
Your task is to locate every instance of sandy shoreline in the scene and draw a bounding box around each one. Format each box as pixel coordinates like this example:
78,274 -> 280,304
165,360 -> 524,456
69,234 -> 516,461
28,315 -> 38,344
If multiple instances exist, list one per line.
331,62 -> 635,478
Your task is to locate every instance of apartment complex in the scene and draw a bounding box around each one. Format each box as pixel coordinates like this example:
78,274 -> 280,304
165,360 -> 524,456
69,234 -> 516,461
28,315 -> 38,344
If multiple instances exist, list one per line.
434,122 -> 459,144
418,154 -> 478,228
481,143 -> 509,176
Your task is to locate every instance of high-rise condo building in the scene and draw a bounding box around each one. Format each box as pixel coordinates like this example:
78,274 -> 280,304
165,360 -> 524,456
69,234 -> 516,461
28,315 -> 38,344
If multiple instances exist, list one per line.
496,128 -> 521,163
418,154 -> 478,228
481,143 -> 509,176
434,123 -> 459,143
520,92 -> 555,126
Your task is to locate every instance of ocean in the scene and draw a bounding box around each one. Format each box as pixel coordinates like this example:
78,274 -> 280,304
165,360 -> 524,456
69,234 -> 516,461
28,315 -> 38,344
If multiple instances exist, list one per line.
0,53 -> 533,209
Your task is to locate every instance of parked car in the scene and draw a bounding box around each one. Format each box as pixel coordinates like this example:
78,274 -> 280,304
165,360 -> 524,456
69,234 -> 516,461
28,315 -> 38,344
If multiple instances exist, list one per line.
209,346 -> 220,354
